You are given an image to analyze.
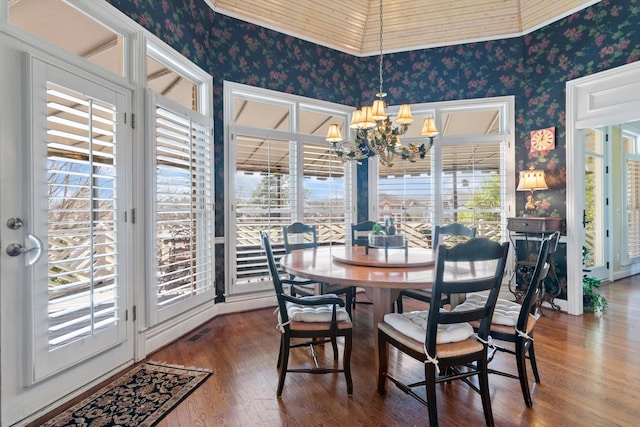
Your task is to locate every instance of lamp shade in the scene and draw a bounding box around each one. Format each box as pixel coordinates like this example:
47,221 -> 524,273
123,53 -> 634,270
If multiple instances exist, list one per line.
325,124 -> 343,142
420,116 -> 439,138
371,99 -> 387,121
359,106 -> 377,129
394,104 -> 413,125
349,109 -> 363,129
517,168 -> 548,191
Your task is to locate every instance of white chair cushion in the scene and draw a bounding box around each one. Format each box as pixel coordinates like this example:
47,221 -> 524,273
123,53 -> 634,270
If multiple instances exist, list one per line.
453,293 -> 521,326
285,294 -> 350,322
383,310 -> 474,344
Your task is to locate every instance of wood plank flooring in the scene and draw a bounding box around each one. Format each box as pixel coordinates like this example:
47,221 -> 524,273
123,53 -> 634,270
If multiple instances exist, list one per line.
148,276 -> 640,426
36,276 -> 640,426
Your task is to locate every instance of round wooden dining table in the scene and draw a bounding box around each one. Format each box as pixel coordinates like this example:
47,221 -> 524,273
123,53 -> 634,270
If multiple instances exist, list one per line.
279,245 -> 437,336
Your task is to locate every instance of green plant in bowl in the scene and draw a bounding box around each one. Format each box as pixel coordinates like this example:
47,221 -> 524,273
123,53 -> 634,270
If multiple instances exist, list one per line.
371,222 -> 384,235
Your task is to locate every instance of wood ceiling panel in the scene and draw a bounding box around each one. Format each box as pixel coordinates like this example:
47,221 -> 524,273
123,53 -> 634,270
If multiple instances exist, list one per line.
211,0 -> 599,56
216,0 -> 370,53
520,0 -> 598,31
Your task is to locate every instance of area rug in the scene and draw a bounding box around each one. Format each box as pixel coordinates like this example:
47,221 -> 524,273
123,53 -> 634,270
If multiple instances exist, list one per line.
41,362 -> 212,427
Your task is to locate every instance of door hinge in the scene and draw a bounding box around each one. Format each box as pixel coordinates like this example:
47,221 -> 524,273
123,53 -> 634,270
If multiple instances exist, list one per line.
131,208 -> 136,224
133,305 -> 137,321
131,113 -> 136,129
606,261 -> 610,269
125,309 -> 128,321
606,229 -> 609,237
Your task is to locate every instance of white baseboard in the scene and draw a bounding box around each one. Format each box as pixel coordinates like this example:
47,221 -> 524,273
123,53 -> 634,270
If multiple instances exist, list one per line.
142,293 -> 277,355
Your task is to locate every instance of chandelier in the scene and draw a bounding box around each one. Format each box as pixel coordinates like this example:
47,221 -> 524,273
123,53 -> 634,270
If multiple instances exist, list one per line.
325,0 -> 439,167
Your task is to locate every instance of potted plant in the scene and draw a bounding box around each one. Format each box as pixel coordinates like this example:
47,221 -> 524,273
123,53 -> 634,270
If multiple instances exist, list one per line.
371,222 -> 384,235
582,246 -> 607,315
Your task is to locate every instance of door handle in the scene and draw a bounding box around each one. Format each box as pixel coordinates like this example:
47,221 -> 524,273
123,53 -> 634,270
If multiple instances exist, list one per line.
5,234 -> 44,265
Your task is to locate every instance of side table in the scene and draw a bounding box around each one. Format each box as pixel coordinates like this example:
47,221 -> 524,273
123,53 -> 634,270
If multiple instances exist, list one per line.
507,217 -> 565,310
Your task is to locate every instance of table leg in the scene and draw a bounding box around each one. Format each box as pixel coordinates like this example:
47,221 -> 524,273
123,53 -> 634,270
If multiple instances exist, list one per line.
365,287 -> 399,374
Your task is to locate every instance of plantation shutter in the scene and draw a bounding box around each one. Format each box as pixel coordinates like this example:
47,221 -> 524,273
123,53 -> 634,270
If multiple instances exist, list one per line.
626,156 -> 640,261
234,134 -> 294,288
150,92 -> 214,323
440,142 -> 504,240
376,155 -> 433,247
46,83 -> 120,349
302,140 -> 351,245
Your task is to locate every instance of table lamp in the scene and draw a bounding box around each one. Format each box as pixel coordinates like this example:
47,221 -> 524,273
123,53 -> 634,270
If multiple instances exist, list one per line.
517,166 -> 548,217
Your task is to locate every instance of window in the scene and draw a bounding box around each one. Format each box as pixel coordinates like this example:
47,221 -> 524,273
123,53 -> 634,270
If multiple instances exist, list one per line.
148,93 -> 214,323
225,83 -> 353,295
9,0 -> 125,77
373,100 -> 512,247
144,39 -> 214,325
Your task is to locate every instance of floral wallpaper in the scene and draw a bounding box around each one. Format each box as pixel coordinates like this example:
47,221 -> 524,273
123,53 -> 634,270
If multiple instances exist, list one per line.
106,0 -> 640,294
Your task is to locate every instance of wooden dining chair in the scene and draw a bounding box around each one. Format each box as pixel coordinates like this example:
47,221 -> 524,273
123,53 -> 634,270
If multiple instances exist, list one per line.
453,231 -> 559,407
396,223 -> 477,313
350,221 -> 376,308
261,231 -> 353,396
378,237 -> 510,426
283,222 -> 354,316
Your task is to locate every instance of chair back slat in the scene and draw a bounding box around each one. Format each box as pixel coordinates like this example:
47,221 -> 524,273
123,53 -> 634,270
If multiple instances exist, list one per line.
426,238 -> 509,352
260,231 -> 289,321
351,221 -> 376,246
433,223 -> 477,248
283,222 -> 318,252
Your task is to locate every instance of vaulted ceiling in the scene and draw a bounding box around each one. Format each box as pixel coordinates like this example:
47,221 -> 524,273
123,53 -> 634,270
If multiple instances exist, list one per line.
207,0 -> 600,56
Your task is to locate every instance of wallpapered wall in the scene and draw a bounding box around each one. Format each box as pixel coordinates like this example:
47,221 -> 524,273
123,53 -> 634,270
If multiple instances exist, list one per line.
106,0 -> 640,294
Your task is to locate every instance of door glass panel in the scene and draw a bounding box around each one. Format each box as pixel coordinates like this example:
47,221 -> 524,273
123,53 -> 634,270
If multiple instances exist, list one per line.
584,129 -> 605,270
46,82 -> 119,349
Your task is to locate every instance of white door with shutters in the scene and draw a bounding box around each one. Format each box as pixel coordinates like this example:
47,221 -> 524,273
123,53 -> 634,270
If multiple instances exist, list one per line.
0,53 -> 133,425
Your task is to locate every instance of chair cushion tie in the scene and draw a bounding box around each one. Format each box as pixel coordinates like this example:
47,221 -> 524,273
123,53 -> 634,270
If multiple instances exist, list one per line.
422,342 -> 441,375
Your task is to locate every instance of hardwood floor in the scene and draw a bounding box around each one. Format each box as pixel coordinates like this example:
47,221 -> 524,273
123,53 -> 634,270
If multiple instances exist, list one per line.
147,276 -> 640,426
36,277 -> 640,426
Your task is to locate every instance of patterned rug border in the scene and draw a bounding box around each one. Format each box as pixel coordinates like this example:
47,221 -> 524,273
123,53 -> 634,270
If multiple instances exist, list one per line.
41,361 -> 212,427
